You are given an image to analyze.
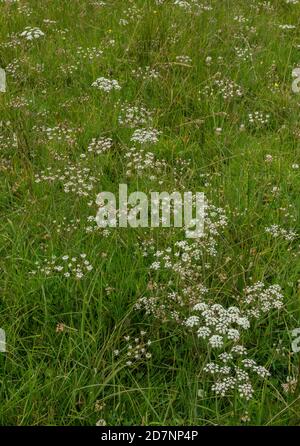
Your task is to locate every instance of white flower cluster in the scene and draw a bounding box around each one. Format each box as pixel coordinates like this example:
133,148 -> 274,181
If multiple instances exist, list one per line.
17,3 -> 32,16
282,376 -> 297,394
243,282 -> 284,319
118,103 -> 154,128
0,124 -> 18,152
34,162 -> 99,198
130,128 -> 161,145
123,146 -> 190,184
148,204 -> 227,270
265,224 -> 297,242
83,137 -> 113,156
9,96 -> 32,109
90,1 -> 106,6
53,217 -> 81,234
184,296 -> 274,400
20,27 -> 45,41
173,0 -> 212,14
205,353 -> 270,400
4,58 -> 22,80
52,214 -> 110,238
136,221 -> 282,401
131,66 -> 160,80
184,303 -> 250,348
134,205 -> 228,324
234,15 -> 248,23
248,111 -> 270,127
124,147 -> 166,178
176,55 -> 192,64
114,332 -> 152,367
85,215 -> 111,236
235,46 -> 253,61
76,46 -> 103,60
119,4 -> 142,25
91,77 -> 121,92
202,75 -> 243,100
135,270 -> 209,322
30,253 -> 93,279
33,124 -> 80,145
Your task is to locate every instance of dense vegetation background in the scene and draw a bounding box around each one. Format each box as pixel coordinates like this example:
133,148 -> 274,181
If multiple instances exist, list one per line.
0,0 -> 299,425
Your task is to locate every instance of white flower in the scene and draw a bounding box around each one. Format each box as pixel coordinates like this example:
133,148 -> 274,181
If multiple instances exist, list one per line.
197,326 -> 211,339
209,335 -> 224,348
212,377 -> 236,396
193,302 -> 208,312
184,316 -> 200,327
218,352 -> 233,363
231,345 -> 247,355
20,27 -> 44,40
265,154 -> 273,163
254,365 -> 270,378
227,329 -> 240,341
130,128 -> 161,145
204,363 -> 220,374
238,382 -> 254,400
91,77 -> 121,92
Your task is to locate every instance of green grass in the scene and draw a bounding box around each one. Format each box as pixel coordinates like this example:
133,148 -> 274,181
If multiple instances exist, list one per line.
0,0 -> 300,426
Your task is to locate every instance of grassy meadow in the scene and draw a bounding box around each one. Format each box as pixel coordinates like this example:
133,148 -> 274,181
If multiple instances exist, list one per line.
0,0 -> 300,426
